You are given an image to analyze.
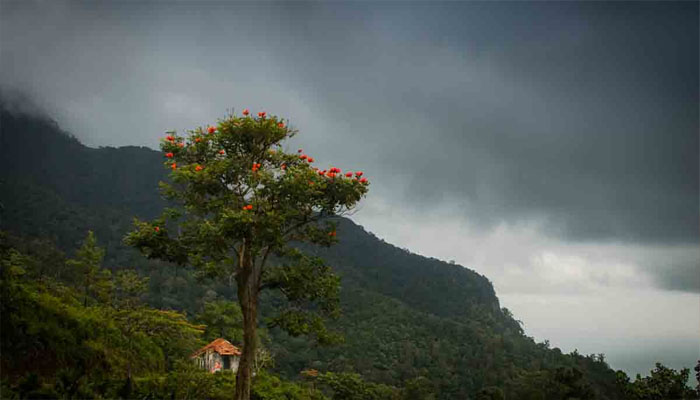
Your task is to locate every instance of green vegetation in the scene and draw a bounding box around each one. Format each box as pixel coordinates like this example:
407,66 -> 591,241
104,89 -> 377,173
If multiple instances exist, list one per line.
124,111 -> 368,400
0,232 -> 203,398
615,363 -> 698,400
1,105 -> 697,399
0,232 -> 392,400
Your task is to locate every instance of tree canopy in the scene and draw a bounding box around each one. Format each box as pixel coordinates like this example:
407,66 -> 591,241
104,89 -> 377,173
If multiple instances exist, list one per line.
125,110 -> 369,399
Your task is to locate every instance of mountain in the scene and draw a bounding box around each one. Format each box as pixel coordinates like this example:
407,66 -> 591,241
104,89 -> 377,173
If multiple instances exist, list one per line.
0,104 -> 626,399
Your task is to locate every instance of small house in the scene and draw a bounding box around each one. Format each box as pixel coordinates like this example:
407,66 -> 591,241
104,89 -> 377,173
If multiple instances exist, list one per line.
191,338 -> 241,373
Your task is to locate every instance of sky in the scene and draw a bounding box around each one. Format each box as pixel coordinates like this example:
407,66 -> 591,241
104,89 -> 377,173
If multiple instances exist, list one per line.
1,0 -> 698,379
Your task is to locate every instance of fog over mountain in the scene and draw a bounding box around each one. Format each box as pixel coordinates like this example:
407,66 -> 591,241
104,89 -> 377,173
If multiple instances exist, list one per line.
1,0 -> 697,379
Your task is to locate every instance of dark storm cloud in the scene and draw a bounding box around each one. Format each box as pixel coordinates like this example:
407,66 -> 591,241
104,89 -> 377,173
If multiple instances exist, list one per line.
1,1 -> 697,289
271,2 -> 699,246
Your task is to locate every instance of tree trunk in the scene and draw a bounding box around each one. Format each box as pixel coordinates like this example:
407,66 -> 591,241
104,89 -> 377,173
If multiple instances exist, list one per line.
234,244 -> 260,400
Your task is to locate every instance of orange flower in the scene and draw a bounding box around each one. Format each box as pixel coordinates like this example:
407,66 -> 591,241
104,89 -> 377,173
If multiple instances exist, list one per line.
171,163 -> 177,170
242,108 -> 250,116
195,165 -> 203,171
166,135 -> 175,141
154,226 -> 160,232
258,111 -> 266,118
281,164 -> 287,170
195,137 -> 201,143
219,150 -> 225,155
207,126 -> 216,134
177,142 -> 184,148
328,231 -> 336,237
318,170 -> 325,176
242,204 -> 253,211
278,122 -> 284,128
300,154 -> 307,160
165,152 -> 174,158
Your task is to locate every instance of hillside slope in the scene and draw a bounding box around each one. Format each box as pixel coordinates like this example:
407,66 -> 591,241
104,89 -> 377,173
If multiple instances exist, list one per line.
0,105 -> 624,399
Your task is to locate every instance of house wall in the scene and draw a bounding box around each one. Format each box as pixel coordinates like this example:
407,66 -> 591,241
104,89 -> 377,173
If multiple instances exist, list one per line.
230,355 -> 240,372
195,350 -> 240,373
210,351 -> 222,372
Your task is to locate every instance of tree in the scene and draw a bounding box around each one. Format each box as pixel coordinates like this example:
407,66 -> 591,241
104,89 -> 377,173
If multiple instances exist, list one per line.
475,386 -> 504,400
314,372 -> 400,400
125,110 -> 369,400
112,268 -> 204,398
403,377 -> 436,400
616,363 -> 698,400
68,231 -> 109,307
196,299 -> 244,344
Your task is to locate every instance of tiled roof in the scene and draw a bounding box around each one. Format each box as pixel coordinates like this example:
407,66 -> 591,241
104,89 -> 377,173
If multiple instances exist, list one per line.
191,338 -> 242,358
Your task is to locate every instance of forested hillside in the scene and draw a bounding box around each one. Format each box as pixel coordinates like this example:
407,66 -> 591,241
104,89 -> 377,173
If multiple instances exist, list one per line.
2,104 -> 696,399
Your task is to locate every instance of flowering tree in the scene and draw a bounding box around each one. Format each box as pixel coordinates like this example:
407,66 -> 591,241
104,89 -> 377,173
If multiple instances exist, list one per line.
125,109 -> 369,400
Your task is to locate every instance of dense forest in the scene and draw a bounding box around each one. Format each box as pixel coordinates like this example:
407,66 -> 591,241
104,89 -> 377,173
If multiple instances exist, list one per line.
1,104 -> 698,399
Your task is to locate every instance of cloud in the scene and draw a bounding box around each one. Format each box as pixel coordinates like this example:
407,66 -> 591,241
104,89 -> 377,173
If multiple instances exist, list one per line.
1,1 -> 697,291
499,288 -> 700,374
353,197 -> 699,294
274,2 -> 699,246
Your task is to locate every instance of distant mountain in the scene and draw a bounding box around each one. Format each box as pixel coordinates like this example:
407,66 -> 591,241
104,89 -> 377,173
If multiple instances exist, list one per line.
0,104 -> 626,399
